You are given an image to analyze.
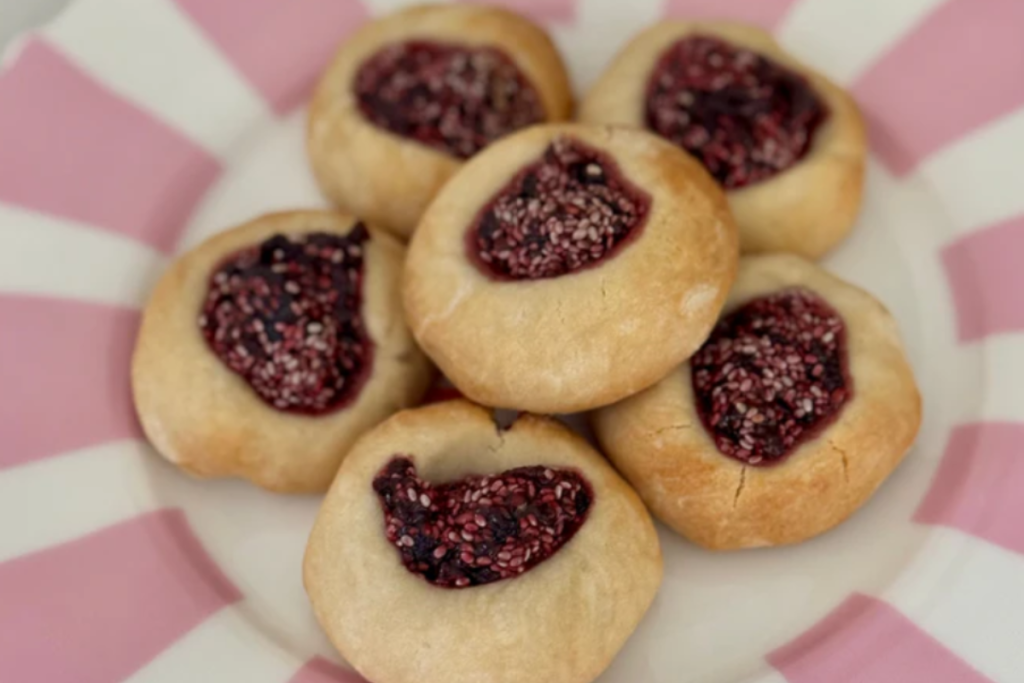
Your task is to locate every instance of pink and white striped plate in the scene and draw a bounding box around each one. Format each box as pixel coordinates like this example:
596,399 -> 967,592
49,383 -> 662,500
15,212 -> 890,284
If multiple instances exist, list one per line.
1,0 -> 1022,681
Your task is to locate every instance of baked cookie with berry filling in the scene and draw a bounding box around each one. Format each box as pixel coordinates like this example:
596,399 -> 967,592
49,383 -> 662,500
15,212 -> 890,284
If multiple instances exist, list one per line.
592,254 -> 921,549
304,399 -> 662,683
579,21 -> 866,259
308,3 -> 572,239
132,210 -> 431,493
404,123 -> 739,414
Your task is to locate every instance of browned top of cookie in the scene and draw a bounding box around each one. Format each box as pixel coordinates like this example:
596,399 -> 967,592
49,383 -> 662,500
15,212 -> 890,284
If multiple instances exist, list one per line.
305,400 -> 662,683
404,123 -> 739,413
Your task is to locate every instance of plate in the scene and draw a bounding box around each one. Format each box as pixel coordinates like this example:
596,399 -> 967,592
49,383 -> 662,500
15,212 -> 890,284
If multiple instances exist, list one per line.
0,0 -> 1022,681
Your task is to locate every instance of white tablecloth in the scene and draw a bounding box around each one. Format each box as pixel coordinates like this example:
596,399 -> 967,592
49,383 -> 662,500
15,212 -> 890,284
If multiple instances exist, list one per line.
1,0 -> 71,53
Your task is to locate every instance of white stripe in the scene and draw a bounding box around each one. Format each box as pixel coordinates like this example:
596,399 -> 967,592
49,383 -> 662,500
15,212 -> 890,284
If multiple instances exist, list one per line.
938,340 -> 987,426
557,0 -> 664,91
1,32 -> 34,70
886,527 -> 1024,683
743,671 -> 790,683
977,335 -> 1024,423
123,607 -> 300,683
43,0 -> 272,157
921,110 -> 1024,239
365,0 -> 453,16
777,0 -> 943,83
0,203 -> 164,308
0,440 -> 156,563
175,108 -> 328,252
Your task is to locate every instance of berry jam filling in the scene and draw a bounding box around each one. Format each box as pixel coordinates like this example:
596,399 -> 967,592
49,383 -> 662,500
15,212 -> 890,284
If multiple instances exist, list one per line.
354,40 -> 545,159
691,288 -> 851,465
645,35 -> 828,190
199,227 -> 373,415
468,137 -> 651,280
373,456 -> 593,588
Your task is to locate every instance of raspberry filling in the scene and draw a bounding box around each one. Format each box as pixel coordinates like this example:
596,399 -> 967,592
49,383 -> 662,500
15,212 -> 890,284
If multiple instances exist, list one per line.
691,288 -> 851,465
373,456 -> 593,588
468,137 -> 651,280
354,40 -> 545,159
645,35 -> 828,189
199,227 -> 373,415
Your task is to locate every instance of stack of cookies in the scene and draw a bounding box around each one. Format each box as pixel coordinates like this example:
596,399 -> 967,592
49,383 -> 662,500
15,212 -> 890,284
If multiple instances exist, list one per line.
131,6 -> 921,683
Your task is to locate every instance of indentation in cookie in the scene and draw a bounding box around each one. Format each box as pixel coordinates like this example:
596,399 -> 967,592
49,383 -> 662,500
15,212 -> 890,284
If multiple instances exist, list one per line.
468,137 -> 651,280
199,227 -> 373,415
373,456 -> 593,588
691,288 -> 851,465
645,35 -> 828,189
354,40 -> 545,159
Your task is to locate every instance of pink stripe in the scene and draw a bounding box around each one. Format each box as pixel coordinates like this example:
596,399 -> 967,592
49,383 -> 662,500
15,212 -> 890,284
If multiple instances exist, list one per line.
663,0 -> 798,29
769,593 -> 991,683
852,0 -> 1024,175
290,657 -> 367,683
174,0 -> 369,114
460,0 -> 576,23
0,296 -> 141,470
0,509 -> 241,683
942,215 -> 1024,342
915,422 -> 1024,554
0,41 -> 220,253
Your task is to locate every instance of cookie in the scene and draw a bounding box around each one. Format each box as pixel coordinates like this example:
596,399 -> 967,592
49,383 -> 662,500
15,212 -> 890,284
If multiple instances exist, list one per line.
404,123 -> 739,414
580,21 -> 866,259
131,210 -> 432,493
304,400 -> 662,683
592,254 -> 921,549
308,3 -> 573,239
